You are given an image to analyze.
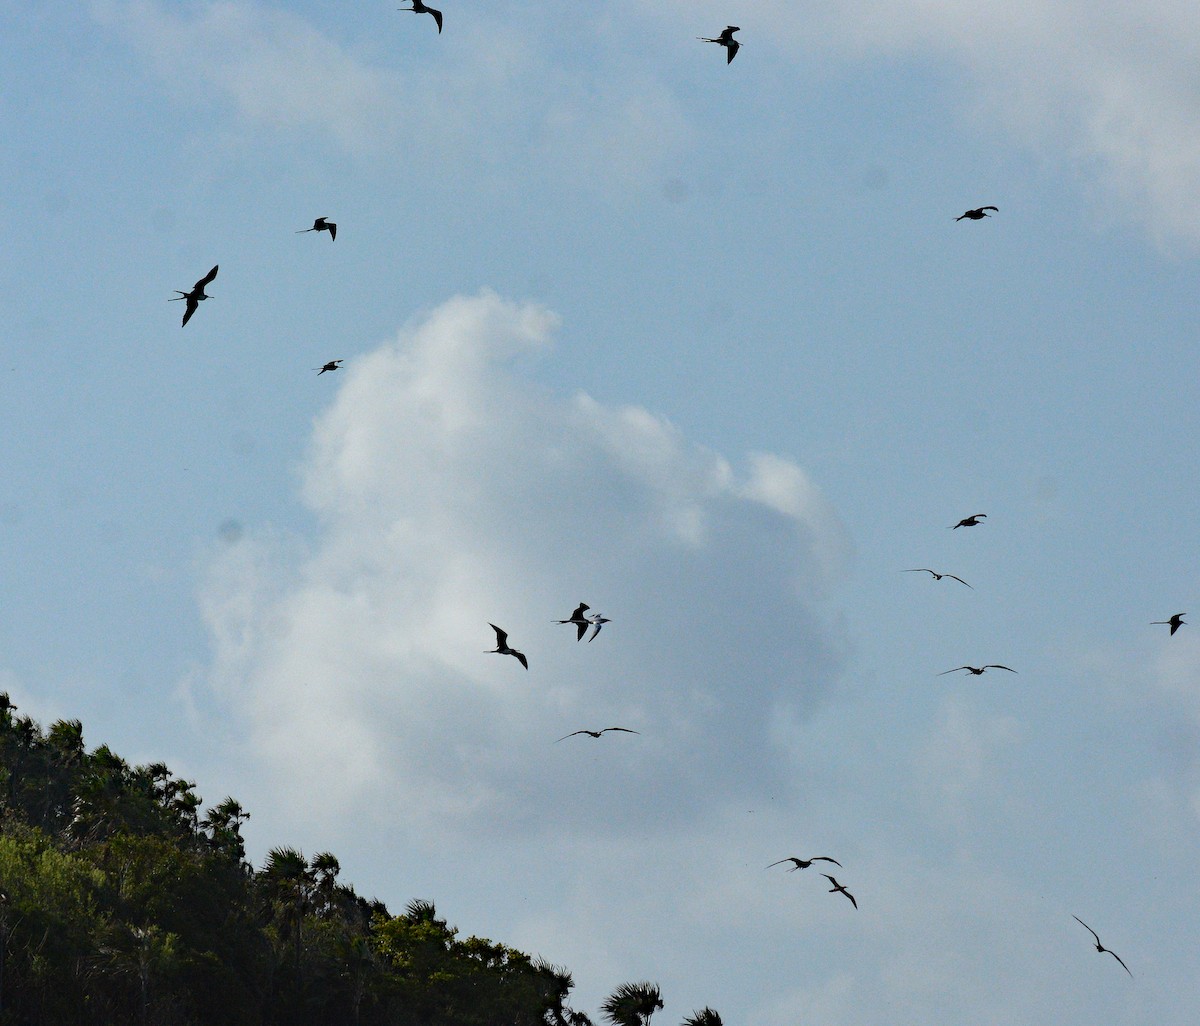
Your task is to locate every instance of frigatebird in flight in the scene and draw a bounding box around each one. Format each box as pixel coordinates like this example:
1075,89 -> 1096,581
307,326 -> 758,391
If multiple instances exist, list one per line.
555,603 -> 591,641
315,360 -> 343,375
1151,613 -> 1187,635
585,613 -> 611,642
698,25 -> 740,63
398,0 -> 442,33
767,856 -> 842,872
1073,916 -> 1132,977
950,514 -> 987,529
904,568 -> 972,588
555,727 -> 640,743
939,664 -> 1016,676
822,875 -> 857,909
486,624 -> 527,669
171,265 -> 218,327
296,217 -> 336,241
956,206 -> 998,221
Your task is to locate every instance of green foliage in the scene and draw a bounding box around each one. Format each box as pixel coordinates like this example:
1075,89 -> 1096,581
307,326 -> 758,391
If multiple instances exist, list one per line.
0,693 -> 599,1026
601,981 -> 665,1026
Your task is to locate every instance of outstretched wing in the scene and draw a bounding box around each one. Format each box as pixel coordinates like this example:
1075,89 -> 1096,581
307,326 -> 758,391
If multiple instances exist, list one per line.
489,623 -> 508,647
1108,949 -> 1133,978
938,666 -> 969,675
512,649 -> 528,670
555,730 -> 589,743
576,620 -> 588,641
1073,916 -> 1102,945
766,859 -> 798,869
327,221 -> 337,241
182,296 -> 199,326
196,265 -> 219,289
726,40 -> 739,62
945,574 -> 973,588
812,856 -> 842,866
981,206 -> 999,212
429,6 -> 442,32
985,665 -> 1017,672
599,727 -> 639,736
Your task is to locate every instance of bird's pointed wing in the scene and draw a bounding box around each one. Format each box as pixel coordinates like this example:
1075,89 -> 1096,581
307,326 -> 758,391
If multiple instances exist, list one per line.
905,569 -> 935,576
821,874 -> 837,884
938,667 -> 969,675
182,296 -> 198,326
1073,916 -> 1102,944
328,222 -> 336,241
489,623 -> 508,647
197,265 -> 218,288
514,650 -> 528,670
766,859 -> 794,869
846,891 -> 858,909
726,40 -> 739,62
430,7 -> 442,32
555,730 -> 588,743
813,856 -> 842,866
986,665 -> 1017,672
1108,950 -> 1133,977
600,727 -> 639,735
946,575 -> 973,588
587,622 -> 602,641
576,620 -> 588,641
981,206 -> 999,212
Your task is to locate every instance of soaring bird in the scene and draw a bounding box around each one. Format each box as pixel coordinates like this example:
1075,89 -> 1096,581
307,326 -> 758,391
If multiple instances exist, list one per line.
939,664 -> 1017,676
555,727 -> 640,743
555,603 -> 591,642
698,25 -> 740,63
950,514 -> 987,529
586,613 -> 611,642
1151,613 -> 1187,635
904,568 -> 972,588
315,360 -> 343,375
170,265 -> 218,327
398,0 -> 442,33
767,856 -> 842,872
1073,917 -> 1132,978
822,875 -> 857,909
296,217 -> 336,241
486,624 -> 527,669
956,206 -> 998,221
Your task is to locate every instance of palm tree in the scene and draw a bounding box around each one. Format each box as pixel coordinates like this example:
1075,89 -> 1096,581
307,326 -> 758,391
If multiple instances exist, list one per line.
682,1009 -> 723,1026
601,981 -> 664,1026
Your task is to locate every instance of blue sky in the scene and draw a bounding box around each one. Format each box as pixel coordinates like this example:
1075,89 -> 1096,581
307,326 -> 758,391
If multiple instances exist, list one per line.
3,1 -> 1199,1023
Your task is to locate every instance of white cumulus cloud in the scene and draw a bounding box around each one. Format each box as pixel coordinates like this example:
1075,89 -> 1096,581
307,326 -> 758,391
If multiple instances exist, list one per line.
196,290 -> 849,847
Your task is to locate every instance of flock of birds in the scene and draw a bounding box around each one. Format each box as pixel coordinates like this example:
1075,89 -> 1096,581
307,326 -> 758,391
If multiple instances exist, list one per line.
156,4 -> 1186,1000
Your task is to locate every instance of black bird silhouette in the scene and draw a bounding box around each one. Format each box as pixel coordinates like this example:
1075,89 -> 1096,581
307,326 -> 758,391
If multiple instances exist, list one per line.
767,856 -> 842,872
698,25 -> 740,63
956,206 -> 999,221
555,603 -> 591,641
904,568 -> 972,588
939,664 -> 1017,676
1151,612 -> 1187,635
950,514 -> 987,529
1073,916 -> 1132,978
398,0 -> 442,33
170,265 -> 218,327
315,360 -> 343,375
486,624 -> 527,669
296,217 -> 336,241
822,875 -> 857,909
555,727 -> 640,743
